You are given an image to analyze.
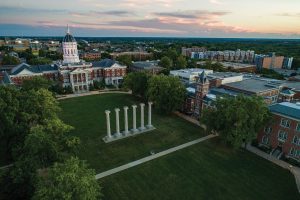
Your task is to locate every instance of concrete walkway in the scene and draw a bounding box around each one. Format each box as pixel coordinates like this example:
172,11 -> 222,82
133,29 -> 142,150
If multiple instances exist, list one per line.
0,164 -> 13,170
56,90 -> 132,100
247,144 -> 300,193
95,134 -> 217,179
173,111 -> 207,130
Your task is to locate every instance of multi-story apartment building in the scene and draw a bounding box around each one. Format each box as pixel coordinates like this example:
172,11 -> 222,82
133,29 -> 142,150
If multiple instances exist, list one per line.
190,49 -> 255,63
257,102 -> 300,162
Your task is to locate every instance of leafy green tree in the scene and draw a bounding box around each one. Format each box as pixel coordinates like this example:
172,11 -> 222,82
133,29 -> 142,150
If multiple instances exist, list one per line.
28,57 -> 52,65
101,52 -> 111,59
38,49 -> 47,57
2,55 -> 20,65
22,76 -> 53,91
116,55 -> 132,67
202,95 -> 271,148
0,86 -> 21,159
147,75 -> 186,114
176,55 -> 187,69
159,56 -> 173,70
33,157 -> 101,200
124,72 -> 150,99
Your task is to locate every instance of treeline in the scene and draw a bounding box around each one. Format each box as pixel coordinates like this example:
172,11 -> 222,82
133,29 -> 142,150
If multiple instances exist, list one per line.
0,81 -> 101,199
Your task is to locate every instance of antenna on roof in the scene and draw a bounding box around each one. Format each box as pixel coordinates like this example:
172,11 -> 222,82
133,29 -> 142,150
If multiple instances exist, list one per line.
67,24 -> 70,34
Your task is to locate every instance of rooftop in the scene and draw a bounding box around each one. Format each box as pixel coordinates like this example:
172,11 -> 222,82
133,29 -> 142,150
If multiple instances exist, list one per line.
132,60 -> 162,69
92,59 -> 118,68
223,78 -> 279,94
269,102 -> 300,120
10,63 -> 58,75
207,72 -> 243,79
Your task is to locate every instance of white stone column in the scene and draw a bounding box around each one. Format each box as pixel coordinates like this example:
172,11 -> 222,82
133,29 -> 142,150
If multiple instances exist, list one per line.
147,102 -> 153,128
115,108 -> 121,136
105,110 -> 111,138
131,105 -> 138,133
139,103 -> 145,130
85,72 -> 89,91
70,74 -> 75,92
123,106 -> 129,135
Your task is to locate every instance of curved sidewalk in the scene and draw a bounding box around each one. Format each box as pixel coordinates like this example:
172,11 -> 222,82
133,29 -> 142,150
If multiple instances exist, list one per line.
95,134 -> 216,179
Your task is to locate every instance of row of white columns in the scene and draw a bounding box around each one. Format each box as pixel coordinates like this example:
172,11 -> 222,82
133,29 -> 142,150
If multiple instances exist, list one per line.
105,102 -> 153,139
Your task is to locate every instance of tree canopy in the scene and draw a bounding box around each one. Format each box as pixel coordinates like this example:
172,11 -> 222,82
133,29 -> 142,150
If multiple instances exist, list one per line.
33,157 -> 101,200
2,55 -> 20,65
147,75 -> 186,114
159,56 -> 173,70
0,86 -> 81,199
124,72 -> 150,99
176,55 -> 187,69
202,95 -> 271,148
22,76 -> 53,91
116,55 -> 132,67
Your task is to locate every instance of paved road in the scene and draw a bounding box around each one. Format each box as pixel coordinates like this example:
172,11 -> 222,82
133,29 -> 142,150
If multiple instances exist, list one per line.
247,144 -> 300,193
95,134 -> 217,179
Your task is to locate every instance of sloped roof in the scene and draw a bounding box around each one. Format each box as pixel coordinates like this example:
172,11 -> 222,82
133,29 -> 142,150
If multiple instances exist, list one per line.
11,63 -> 58,75
92,59 -> 118,68
269,102 -> 300,120
63,33 -> 76,43
0,71 -> 13,85
280,89 -> 295,96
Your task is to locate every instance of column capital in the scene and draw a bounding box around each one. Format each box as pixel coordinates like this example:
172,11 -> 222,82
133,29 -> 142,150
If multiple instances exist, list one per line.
105,110 -> 111,114
148,102 -> 153,105
140,103 -> 145,107
115,108 -> 120,112
132,105 -> 137,109
123,106 -> 129,110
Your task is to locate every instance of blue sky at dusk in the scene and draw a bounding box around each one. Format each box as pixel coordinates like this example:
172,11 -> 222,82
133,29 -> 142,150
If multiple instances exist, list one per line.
0,0 -> 299,38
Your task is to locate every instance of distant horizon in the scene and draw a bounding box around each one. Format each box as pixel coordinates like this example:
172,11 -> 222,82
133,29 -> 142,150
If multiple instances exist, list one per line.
1,0 -> 300,39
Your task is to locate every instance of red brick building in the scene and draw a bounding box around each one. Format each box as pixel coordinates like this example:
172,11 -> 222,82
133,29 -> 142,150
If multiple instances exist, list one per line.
257,102 -> 300,162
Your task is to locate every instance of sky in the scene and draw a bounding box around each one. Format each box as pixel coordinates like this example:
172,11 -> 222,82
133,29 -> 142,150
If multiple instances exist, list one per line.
0,0 -> 299,38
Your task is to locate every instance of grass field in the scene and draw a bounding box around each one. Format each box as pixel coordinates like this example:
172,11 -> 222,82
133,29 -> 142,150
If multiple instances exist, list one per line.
60,93 -> 299,200
100,138 -> 300,200
59,93 -> 206,172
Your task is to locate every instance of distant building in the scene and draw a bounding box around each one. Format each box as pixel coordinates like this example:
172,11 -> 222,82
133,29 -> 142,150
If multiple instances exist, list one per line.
81,51 -> 101,61
255,53 -> 284,70
181,74 -> 287,116
222,78 -> 280,104
131,60 -> 164,74
257,102 -> 300,162
190,49 -> 255,63
282,57 -> 294,69
182,47 -> 206,57
206,72 -> 244,87
1,27 -> 127,93
110,51 -> 153,61
170,68 -> 213,85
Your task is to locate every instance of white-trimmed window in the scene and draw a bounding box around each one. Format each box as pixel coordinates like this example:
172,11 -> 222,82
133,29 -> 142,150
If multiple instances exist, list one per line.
280,118 -> 291,128
292,136 -> 300,146
264,127 -> 272,134
290,148 -> 300,157
296,123 -> 300,132
278,130 -> 288,142
262,136 -> 269,145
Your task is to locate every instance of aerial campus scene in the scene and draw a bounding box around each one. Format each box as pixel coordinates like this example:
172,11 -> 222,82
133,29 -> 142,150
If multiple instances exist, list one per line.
0,0 -> 300,200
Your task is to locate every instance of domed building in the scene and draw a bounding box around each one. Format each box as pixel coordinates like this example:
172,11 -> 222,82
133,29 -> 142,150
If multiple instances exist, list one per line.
4,26 -> 128,94
62,26 -> 80,64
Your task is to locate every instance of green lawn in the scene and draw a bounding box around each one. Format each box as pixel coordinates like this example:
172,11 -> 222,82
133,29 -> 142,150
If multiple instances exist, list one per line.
59,93 -> 205,172
60,94 -> 299,200
100,138 -> 300,200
